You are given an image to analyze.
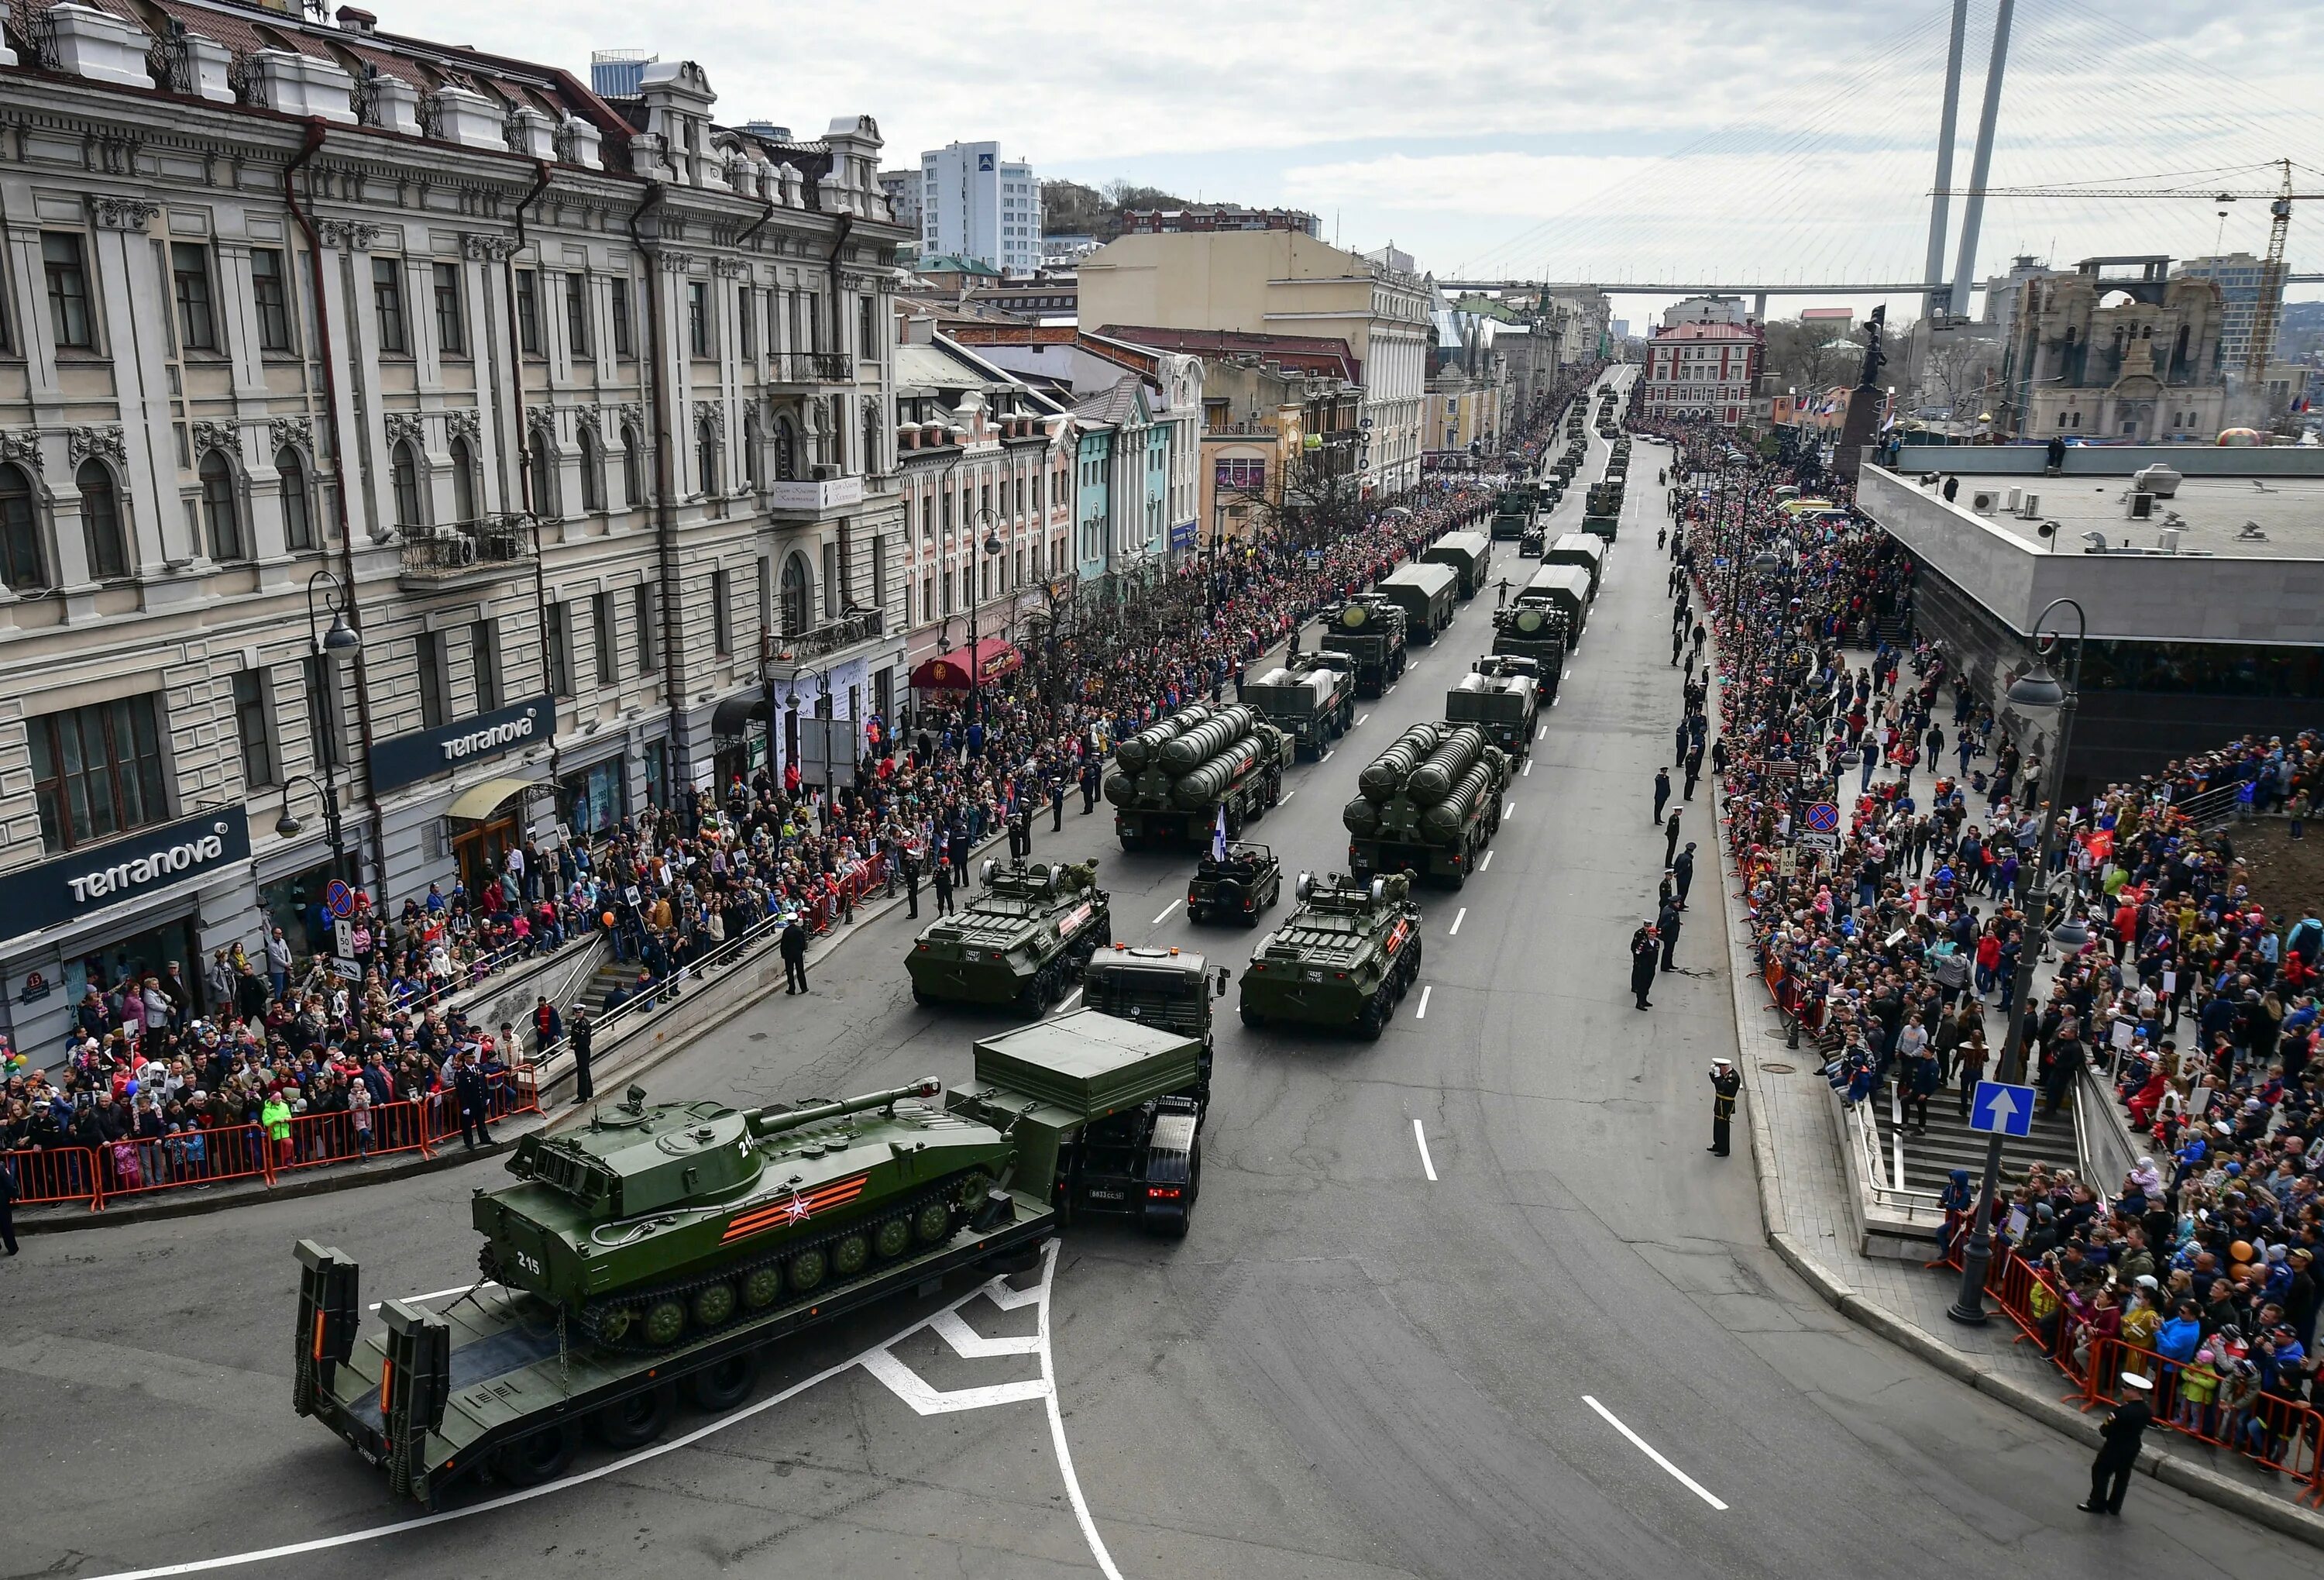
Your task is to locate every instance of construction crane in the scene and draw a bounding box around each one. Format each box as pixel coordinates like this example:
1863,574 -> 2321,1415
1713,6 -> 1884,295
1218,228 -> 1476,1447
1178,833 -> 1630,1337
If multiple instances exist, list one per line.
1934,160 -> 2324,381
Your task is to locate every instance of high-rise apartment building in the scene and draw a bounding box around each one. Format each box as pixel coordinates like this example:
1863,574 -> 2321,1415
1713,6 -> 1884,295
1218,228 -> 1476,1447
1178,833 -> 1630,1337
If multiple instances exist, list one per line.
2175,253 -> 2281,373
919,142 -> 1040,275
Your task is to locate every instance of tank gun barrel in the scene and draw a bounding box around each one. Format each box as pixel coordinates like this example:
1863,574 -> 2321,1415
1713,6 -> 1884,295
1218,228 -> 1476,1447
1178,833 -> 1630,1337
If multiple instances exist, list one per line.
749,1077 -> 942,1137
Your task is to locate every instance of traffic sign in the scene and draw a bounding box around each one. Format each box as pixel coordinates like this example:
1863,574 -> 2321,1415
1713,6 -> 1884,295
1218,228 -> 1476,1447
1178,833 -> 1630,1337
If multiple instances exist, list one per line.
1968,1080 -> 2037,1138
1803,802 -> 1840,833
325,879 -> 356,918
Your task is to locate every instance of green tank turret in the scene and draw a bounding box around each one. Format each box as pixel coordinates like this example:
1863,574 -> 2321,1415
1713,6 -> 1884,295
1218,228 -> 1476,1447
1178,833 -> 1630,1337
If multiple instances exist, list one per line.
473,1076 -> 1007,1351
1238,871 -> 1423,1040
907,859 -> 1109,1010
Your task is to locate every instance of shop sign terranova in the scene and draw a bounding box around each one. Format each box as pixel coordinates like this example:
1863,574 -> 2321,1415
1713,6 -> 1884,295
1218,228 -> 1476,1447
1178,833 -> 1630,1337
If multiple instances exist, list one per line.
369,696 -> 555,793
0,807 -> 253,939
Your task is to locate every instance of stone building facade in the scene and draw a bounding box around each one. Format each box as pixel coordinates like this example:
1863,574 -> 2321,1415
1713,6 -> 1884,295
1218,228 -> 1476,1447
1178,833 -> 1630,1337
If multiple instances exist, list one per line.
0,0 -> 909,1055
2002,256 -> 2228,442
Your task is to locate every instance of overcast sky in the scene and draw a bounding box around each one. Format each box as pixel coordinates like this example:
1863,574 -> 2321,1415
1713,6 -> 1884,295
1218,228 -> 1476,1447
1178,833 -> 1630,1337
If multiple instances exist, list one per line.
387,0 -> 2324,320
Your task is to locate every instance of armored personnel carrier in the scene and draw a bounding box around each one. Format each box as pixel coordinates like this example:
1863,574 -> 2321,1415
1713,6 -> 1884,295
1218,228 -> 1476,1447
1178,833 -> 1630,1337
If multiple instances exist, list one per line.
1103,703 -> 1292,849
1185,841 -> 1283,926
1238,871 -> 1423,1039
1341,721 -> 1510,888
1320,595 -> 1408,697
908,858 -> 1109,1010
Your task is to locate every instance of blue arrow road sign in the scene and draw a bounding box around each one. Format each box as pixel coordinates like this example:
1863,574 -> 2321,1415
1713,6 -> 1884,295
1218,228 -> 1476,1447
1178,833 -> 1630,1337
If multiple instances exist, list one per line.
1969,1079 -> 2036,1138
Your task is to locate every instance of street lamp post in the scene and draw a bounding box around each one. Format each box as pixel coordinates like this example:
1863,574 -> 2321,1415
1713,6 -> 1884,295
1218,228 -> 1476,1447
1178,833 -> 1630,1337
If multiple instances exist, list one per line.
1948,597 -> 2087,1324
966,508 -> 1006,727
300,569 -> 362,883
273,772 -> 349,879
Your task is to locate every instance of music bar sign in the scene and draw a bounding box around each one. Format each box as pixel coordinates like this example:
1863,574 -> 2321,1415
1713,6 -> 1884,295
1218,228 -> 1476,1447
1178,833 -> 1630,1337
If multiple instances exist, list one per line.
0,807 -> 253,935
369,696 -> 554,792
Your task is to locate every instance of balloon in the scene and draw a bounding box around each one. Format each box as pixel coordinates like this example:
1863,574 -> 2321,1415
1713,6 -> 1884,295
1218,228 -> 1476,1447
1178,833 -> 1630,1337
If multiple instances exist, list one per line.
2231,1240 -> 2254,1264
601,911 -> 617,928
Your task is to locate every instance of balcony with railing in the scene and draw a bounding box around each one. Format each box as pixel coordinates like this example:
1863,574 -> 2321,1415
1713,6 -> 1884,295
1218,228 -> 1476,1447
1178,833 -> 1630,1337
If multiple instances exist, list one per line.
765,606 -> 888,669
767,350 -> 854,385
396,516 -> 535,590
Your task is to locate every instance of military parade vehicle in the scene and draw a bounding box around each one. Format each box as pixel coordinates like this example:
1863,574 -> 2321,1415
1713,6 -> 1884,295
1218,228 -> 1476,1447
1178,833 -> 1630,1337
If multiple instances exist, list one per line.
908,858 -> 1109,1011
1587,477 -> 1624,515
1580,509 -> 1621,543
1446,664 -> 1541,758
1083,942 -> 1231,1076
1488,484 -> 1537,542
1514,562 -> 1593,647
1544,532 -> 1606,601
1104,702 -> 1292,849
1421,529 -> 1494,599
1490,598 -> 1569,683
1341,721 -> 1510,889
294,1013 -> 1211,1503
1320,594 -> 1409,697
1242,656 -> 1355,759
1373,562 -> 1459,645
1185,840 -> 1284,927
1237,871 -> 1423,1039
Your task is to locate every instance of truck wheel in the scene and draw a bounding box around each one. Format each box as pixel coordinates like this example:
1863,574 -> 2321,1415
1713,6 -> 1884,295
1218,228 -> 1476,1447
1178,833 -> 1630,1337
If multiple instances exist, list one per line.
1187,906 -> 1202,924
1358,1000 -> 1386,1041
1239,1003 -> 1264,1028
911,986 -> 935,1007
874,1216 -> 913,1259
1446,864 -> 1467,891
686,1351 -> 759,1412
1266,771 -> 1282,807
1119,832 -> 1143,853
590,1383 -> 676,1449
495,1420 -> 579,1485
1016,976 -> 1046,1015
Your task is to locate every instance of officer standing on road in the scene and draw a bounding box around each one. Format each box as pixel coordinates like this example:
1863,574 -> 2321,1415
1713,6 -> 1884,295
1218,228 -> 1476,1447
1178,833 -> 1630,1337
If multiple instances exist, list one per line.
1708,1056 -> 1740,1155
1050,776 -> 1066,832
1664,808 -> 1684,869
1652,767 -> 1672,825
902,847 -> 922,919
1080,756 -> 1101,815
1630,922 -> 1660,1011
2079,1372 -> 2154,1513
933,856 -> 954,917
1657,898 -> 1684,972
567,1005 -> 594,1105
0,1149 -> 18,1255
1673,842 -> 1697,909
779,914 -> 809,995
1495,577 -> 1511,609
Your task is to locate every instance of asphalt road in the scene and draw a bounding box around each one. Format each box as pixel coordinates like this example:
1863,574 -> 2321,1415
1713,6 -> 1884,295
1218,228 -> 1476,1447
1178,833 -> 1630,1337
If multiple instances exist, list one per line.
4,373 -> 2309,1580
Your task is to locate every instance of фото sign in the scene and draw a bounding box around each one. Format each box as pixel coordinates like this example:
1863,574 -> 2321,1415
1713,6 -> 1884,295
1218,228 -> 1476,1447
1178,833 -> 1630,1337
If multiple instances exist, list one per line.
370,696 -> 555,792
0,807 -> 253,938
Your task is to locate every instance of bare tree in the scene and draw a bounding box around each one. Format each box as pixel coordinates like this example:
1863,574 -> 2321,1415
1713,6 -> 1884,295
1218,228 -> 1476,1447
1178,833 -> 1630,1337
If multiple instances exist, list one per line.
1915,333 -> 2004,421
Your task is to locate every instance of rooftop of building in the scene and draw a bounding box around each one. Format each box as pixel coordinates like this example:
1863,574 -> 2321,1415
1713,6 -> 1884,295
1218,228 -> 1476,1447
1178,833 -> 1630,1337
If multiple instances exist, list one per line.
1088,325 -> 1359,380
1649,321 -> 1762,343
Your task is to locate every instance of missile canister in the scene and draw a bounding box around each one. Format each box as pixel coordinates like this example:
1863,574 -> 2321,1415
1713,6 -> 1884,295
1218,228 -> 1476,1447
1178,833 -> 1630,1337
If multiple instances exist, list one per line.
1158,705 -> 1259,774
1420,756 -> 1507,845
1358,723 -> 1443,803
1171,737 -> 1267,808
1342,795 -> 1381,838
1116,707 -> 1209,773
1405,725 -> 1488,805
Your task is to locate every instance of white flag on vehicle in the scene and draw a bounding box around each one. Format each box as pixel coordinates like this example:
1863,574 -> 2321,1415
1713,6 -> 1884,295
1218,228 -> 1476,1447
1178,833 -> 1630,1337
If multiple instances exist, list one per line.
1212,805 -> 1228,863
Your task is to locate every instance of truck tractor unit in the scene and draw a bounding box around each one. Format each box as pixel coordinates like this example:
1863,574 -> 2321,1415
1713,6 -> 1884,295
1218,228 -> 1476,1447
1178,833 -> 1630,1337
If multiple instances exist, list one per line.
1320,596 -> 1409,697
1237,871 -> 1423,1040
1103,703 -> 1292,849
1373,562 -> 1459,645
1185,840 -> 1284,927
294,1014 -> 1211,1503
1242,657 -> 1355,760
1340,721 -> 1510,888
1446,666 -> 1541,758
1421,529 -> 1494,600
908,859 -> 1109,1011
1083,942 -> 1232,1076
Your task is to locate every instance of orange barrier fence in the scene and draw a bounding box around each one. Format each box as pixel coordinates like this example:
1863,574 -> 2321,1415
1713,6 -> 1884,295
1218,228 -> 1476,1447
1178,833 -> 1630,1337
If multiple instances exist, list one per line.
6,1068 -> 540,1214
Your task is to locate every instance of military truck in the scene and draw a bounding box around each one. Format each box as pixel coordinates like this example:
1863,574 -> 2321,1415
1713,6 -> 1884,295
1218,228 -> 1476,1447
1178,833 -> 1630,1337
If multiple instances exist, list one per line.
1342,721 -> 1509,889
1488,486 -> 1536,542
1544,532 -> 1606,600
1185,841 -> 1283,926
908,859 -> 1109,1011
1242,656 -> 1354,760
294,1015 -> 1214,1503
1446,666 -> 1541,758
1373,562 -> 1459,645
1321,595 -> 1408,697
1104,703 -> 1292,849
1587,479 -> 1624,515
1083,943 -> 1231,1073
1422,529 -> 1494,599
1238,871 -> 1423,1039
1492,600 -> 1569,687
1517,563 -> 1593,647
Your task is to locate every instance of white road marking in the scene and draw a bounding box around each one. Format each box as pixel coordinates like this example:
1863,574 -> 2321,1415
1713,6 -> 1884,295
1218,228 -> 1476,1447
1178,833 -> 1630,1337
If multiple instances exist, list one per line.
861,1350 -> 1050,1415
1552,694 -> 1562,707
1412,1119 -> 1439,1181
1415,985 -> 1432,1020
1582,1395 -> 1729,1511
1356,713 -> 1370,726
1563,666 -> 1573,679
1448,907 -> 1466,936
1536,724 -> 1546,740
1281,789 -> 1296,803
1504,800 -> 1516,819
1522,759 -> 1533,777
927,1306 -> 1043,1358
1479,851 -> 1494,873
1152,903 -> 1179,925
1322,749 -> 1335,762
97,1243 -> 1107,1580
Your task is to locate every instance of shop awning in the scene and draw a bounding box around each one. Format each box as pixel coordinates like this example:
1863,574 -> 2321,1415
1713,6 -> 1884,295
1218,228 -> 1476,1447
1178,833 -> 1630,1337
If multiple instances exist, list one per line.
445,776 -> 538,822
909,638 -> 1021,691
710,693 -> 771,737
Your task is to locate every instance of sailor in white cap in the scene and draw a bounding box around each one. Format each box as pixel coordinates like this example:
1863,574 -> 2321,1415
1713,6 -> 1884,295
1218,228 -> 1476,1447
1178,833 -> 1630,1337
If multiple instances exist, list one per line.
1707,1056 -> 1740,1157
2078,1372 -> 2154,1514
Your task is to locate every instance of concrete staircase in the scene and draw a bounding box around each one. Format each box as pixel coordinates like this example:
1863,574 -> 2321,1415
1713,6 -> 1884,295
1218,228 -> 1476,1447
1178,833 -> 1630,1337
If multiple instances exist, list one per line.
582,956 -> 645,1015
1878,1078 -> 2081,1196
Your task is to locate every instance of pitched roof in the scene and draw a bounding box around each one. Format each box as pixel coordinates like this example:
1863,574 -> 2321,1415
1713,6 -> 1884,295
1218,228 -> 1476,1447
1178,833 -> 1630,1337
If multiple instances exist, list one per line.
1651,322 -> 1762,343
1092,325 -> 1359,380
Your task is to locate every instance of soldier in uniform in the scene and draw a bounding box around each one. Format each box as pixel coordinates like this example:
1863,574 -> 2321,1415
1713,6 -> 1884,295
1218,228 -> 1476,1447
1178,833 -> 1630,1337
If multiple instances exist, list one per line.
1708,1055 -> 1740,1155
2079,1372 -> 2154,1513
566,1005 -> 594,1105
1630,922 -> 1660,1011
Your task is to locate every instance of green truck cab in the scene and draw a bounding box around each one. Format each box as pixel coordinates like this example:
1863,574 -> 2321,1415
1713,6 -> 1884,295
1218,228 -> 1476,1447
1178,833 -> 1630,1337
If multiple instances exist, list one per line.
1243,656 -> 1355,760
1238,871 -> 1423,1040
908,859 -> 1109,1010
1321,596 -> 1409,698
1446,665 -> 1541,758
1488,487 -> 1535,541
1422,529 -> 1494,599
1373,561 -> 1459,645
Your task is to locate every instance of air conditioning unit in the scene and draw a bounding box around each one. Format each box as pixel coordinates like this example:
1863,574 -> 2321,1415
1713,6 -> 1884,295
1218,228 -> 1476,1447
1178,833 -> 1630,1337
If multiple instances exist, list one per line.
2015,492 -> 2041,518
2132,463 -> 2183,497
2126,491 -> 2155,520
1969,490 -> 1999,515
2005,486 -> 2023,512
2158,526 -> 2181,554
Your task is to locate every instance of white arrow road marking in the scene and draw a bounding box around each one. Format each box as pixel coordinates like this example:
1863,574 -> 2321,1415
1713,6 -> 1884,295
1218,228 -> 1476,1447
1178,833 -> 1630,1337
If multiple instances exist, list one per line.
1583,1395 -> 1728,1510
1415,985 -> 1432,1020
91,1242 -> 1122,1580
1412,1119 -> 1439,1182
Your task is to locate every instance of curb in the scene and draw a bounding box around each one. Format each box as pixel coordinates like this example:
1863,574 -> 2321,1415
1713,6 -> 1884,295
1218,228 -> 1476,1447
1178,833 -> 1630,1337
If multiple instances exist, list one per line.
1698,628 -> 2324,1550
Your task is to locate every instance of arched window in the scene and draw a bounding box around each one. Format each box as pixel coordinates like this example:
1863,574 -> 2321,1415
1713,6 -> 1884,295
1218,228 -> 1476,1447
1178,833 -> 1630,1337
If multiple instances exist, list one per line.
743,411 -> 765,494
77,460 -> 128,579
528,438 -> 555,518
199,450 -> 246,561
773,416 -> 797,482
860,399 -> 879,473
578,428 -> 604,512
449,436 -> 479,522
779,552 -> 811,635
621,427 -> 645,508
276,448 -> 315,551
390,440 -> 424,528
696,417 -> 720,495
0,462 -> 46,591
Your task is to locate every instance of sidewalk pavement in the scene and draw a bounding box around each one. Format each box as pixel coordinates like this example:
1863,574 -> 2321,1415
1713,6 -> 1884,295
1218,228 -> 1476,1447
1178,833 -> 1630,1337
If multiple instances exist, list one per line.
1683,587 -> 2324,1545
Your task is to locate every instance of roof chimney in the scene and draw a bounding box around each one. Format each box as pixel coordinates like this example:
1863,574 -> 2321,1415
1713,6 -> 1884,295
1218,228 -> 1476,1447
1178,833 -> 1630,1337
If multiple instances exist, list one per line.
335,6 -> 377,34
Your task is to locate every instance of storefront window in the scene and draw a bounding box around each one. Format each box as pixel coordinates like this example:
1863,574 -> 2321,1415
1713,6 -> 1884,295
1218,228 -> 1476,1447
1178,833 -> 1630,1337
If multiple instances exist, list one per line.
260,861 -> 338,959
65,916 -> 203,1014
643,740 -> 669,810
559,759 -> 627,839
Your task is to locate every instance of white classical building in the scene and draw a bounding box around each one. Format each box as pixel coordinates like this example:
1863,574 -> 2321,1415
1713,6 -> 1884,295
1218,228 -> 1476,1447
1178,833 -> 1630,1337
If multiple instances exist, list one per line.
0,0 -> 916,1054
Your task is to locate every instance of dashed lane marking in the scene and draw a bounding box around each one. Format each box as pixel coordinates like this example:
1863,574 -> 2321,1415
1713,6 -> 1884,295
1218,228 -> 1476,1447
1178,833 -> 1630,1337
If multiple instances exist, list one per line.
1322,749 -> 1335,762
1479,851 -> 1494,873
1448,907 -> 1466,936
1050,986 -> 1084,1017
1583,1395 -> 1729,1511
1536,724 -> 1546,740
1282,790 -> 1297,803
1415,985 -> 1432,1020
1356,713 -> 1370,726
1522,759 -> 1533,777
1152,904 -> 1179,926
1504,800 -> 1516,819
1412,1119 -> 1439,1181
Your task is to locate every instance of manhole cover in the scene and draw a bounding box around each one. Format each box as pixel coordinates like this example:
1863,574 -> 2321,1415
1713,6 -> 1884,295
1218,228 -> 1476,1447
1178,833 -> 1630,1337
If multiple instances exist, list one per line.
1760,1062 -> 1796,1075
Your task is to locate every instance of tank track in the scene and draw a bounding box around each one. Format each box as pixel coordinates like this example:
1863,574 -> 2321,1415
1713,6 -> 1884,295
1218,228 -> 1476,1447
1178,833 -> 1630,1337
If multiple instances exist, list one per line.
569,1169 -> 991,1354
